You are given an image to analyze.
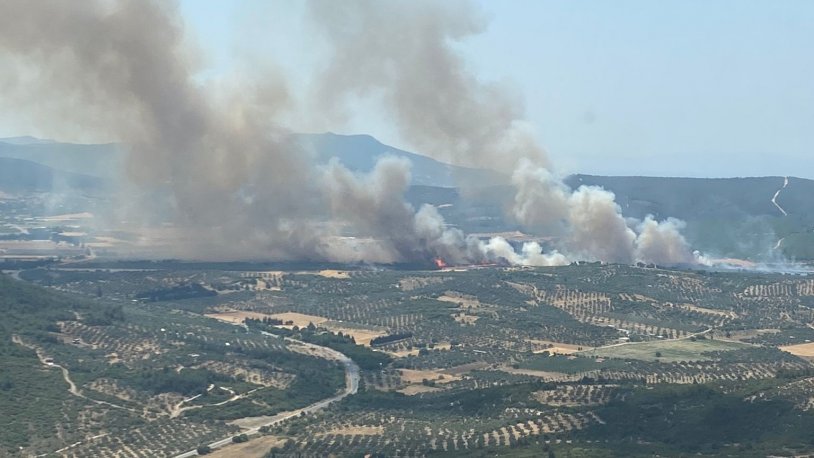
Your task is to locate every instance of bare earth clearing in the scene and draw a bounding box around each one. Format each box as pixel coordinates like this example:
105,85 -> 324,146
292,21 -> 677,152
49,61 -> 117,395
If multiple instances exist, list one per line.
205,435 -> 287,458
780,342 -> 814,358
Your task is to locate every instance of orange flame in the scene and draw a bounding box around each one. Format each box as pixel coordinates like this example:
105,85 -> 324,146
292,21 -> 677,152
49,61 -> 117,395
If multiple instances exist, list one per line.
434,257 -> 448,269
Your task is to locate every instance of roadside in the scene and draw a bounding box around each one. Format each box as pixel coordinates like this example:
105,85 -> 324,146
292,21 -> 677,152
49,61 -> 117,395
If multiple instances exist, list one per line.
172,327 -> 360,458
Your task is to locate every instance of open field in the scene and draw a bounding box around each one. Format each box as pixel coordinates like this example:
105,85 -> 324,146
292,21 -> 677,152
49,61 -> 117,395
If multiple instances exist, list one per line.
398,368 -> 462,384
268,312 -> 330,327
529,339 -> 584,355
317,269 -> 351,279
781,342 -> 814,358
204,310 -> 277,324
580,338 -> 750,362
206,435 -> 287,458
322,320 -> 388,346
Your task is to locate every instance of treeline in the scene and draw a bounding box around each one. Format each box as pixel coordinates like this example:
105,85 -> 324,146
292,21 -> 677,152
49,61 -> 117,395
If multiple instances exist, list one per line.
128,367 -> 234,396
370,332 -> 413,347
587,383 -> 814,453
249,317 -> 285,326
0,275 -> 123,338
135,283 -> 216,302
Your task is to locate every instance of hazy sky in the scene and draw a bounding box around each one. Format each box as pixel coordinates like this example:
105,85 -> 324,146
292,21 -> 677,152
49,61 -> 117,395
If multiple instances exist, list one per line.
6,1 -> 814,178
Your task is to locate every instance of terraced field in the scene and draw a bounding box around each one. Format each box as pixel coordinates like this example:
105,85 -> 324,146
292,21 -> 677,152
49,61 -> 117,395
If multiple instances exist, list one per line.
6,262 -> 814,456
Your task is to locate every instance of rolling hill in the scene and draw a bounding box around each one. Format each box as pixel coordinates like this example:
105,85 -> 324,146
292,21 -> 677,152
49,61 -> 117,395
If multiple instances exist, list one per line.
0,157 -> 106,193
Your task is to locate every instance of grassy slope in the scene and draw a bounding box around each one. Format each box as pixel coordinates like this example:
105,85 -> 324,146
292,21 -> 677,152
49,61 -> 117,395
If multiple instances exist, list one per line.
0,274 -> 91,453
580,338 -> 749,362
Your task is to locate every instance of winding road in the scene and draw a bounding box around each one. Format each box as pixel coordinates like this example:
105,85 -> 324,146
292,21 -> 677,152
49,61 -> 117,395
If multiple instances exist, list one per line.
771,176 -> 789,217
172,330 -> 359,458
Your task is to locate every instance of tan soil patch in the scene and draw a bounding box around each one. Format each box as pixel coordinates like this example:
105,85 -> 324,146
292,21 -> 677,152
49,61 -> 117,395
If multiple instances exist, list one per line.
499,367 -> 579,382
317,269 -> 350,279
267,312 -> 329,327
322,322 -> 387,346
253,279 -> 281,291
388,348 -> 420,357
529,339 -> 583,355
780,342 -> 814,357
452,313 -> 479,325
317,426 -> 384,436
207,436 -> 287,458
397,385 -> 442,395
205,311 -> 278,324
398,369 -> 461,384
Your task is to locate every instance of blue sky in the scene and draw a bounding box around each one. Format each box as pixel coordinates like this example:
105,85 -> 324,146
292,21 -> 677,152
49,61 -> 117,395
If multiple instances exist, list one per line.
462,1 -> 814,177
36,1 -> 814,178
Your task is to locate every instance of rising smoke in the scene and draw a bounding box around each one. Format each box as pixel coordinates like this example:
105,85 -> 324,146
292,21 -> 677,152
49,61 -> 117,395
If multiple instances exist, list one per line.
308,0 -> 698,266
0,0 -> 699,266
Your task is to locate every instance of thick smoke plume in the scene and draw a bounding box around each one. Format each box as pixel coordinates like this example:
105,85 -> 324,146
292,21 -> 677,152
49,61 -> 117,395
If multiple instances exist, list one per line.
321,156 -> 568,266
307,0 -> 698,266
0,0 -> 328,261
0,0 -> 699,266
322,156 -> 478,263
509,161 -> 696,264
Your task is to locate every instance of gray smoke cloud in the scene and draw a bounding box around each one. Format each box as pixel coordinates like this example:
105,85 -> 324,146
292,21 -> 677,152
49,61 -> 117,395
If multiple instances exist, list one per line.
307,0 -> 699,266
321,156 -> 479,263
634,216 -> 695,265
307,0 -> 548,174
0,0 -> 699,266
0,0 -> 331,261
510,162 -> 696,264
321,156 -> 562,266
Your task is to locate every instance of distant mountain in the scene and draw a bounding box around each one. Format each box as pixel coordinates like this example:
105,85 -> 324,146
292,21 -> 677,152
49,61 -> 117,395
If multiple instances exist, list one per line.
297,132 -> 506,187
0,133 -> 505,187
0,139 -> 122,178
0,157 -> 105,193
2,133 -> 812,258
0,136 -> 56,146
563,174 -> 814,260
564,175 -> 814,221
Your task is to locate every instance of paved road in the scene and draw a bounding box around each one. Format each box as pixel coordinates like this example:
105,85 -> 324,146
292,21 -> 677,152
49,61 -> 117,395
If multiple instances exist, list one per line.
772,176 -> 789,216
173,331 -> 359,458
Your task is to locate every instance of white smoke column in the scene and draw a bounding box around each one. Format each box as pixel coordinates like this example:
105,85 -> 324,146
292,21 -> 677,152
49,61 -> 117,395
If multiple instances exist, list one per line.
511,158 -> 570,233
309,0 -> 701,267
520,242 -> 570,266
322,156 -> 484,263
634,216 -> 695,265
481,237 -> 569,266
566,186 -> 637,263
